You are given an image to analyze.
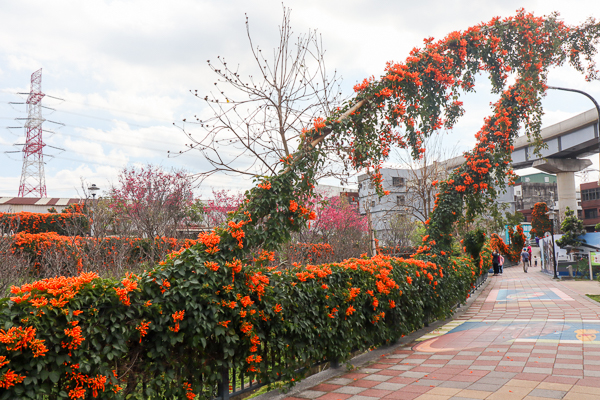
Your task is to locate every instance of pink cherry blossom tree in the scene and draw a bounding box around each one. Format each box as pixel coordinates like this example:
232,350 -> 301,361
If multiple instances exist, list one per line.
109,164 -> 194,239
293,195 -> 369,261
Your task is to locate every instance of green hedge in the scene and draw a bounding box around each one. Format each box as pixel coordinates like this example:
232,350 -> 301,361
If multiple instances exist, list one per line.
0,212 -> 90,236
0,238 -> 485,399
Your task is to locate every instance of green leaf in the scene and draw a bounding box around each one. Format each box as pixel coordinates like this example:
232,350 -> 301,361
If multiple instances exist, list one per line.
49,371 -> 60,384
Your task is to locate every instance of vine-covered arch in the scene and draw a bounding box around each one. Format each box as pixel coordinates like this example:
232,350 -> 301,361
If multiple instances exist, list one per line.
296,9 -> 600,258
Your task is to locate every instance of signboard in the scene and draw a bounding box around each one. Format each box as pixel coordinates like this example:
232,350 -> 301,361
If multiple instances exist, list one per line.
504,223 -> 533,244
590,252 -> 600,267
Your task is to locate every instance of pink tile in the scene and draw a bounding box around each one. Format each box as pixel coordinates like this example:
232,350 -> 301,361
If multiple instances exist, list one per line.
360,389 -> 394,397
316,393 -> 352,400
311,384 -> 342,392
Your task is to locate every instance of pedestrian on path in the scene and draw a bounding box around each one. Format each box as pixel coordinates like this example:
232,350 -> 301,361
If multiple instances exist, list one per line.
521,247 -> 530,272
499,254 -> 504,274
492,251 -> 500,276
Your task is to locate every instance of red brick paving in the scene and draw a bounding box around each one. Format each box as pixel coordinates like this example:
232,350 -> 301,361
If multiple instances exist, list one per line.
284,267 -> 600,399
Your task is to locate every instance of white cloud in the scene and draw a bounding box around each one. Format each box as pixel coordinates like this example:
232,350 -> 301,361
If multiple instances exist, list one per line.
1,0 -> 599,197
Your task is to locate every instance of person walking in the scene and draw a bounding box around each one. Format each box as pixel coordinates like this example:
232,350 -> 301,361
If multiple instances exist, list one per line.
492,251 -> 500,276
499,254 -> 505,274
521,248 -> 530,273
527,244 -> 532,262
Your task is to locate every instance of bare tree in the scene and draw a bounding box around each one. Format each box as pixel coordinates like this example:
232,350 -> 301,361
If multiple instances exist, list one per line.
378,213 -> 418,254
391,135 -> 460,223
179,6 -> 345,180
0,237 -> 30,297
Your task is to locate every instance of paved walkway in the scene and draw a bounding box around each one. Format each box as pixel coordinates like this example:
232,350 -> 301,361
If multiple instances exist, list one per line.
284,267 -> 600,400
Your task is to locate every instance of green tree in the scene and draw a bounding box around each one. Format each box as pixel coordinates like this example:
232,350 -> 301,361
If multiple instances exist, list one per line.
530,202 -> 551,238
556,207 -> 586,248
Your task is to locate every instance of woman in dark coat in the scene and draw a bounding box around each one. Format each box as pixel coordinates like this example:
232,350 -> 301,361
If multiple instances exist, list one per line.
492,251 -> 500,276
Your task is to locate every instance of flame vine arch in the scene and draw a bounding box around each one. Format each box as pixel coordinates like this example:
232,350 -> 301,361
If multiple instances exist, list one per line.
290,9 -> 600,260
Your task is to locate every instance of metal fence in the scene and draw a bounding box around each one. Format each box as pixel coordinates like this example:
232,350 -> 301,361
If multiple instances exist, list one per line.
214,272 -> 488,400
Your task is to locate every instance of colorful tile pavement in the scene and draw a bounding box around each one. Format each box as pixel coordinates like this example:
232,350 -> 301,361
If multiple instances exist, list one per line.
283,267 -> 600,400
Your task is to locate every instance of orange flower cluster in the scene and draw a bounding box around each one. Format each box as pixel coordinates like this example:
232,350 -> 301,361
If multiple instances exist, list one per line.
113,273 -> 139,306
64,365 -> 109,399
312,117 -> 326,131
257,181 -> 272,190
183,381 -> 196,400
198,231 -> 221,254
0,210 -> 89,236
0,365 -> 25,389
169,310 -> 185,333
226,218 -> 249,249
205,261 -> 220,272
0,326 -> 48,358
240,296 -> 254,308
62,325 -> 85,354
136,320 -> 151,343
245,272 -> 269,300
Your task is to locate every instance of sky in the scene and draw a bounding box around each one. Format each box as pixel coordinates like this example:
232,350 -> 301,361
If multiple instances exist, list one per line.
1,0 -> 600,199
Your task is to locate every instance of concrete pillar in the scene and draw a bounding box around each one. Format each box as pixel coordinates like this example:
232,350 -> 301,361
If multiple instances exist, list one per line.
556,171 -> 578,219
532,158 -> 591,220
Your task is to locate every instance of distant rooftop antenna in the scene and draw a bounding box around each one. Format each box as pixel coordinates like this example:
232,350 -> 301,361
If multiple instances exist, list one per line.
17,69 -> 47,197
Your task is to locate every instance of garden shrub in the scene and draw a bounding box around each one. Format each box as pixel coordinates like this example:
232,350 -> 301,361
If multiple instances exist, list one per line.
0,212 -> 90,236
8,232 -> 198,278
463,229 -> 486,266
0,245 -> 483,399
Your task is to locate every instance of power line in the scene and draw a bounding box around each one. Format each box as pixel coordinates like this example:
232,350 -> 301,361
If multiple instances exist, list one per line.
41,97 -> 180,124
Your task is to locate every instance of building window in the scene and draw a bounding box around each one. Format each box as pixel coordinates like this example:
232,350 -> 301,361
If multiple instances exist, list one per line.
392,177 -> 405,187
544,177 -> 549,183
584,208 -> 598,219
397,195 -> 405,206
582,188 -> 600,201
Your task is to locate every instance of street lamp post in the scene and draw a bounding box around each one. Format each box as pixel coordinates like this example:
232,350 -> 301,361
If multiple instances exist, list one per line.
547,209 -> 559,279
87,184 -> 100,237
88,183 -> 100,200
547,86 -> 600,183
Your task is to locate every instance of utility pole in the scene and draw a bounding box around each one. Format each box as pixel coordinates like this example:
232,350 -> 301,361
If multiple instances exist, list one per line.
366,205 -> 377,256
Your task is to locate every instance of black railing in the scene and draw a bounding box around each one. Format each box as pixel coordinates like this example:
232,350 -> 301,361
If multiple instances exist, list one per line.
214,272 -> 488,400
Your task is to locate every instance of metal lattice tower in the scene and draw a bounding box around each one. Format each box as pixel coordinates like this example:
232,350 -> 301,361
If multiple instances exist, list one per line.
18,69 -> 47,197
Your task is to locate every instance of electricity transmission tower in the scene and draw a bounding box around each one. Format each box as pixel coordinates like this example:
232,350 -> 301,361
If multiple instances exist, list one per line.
17,69 -> 47,197
5,69 -> 64,197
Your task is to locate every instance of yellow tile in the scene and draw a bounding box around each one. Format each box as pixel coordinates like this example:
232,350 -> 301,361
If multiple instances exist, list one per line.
455,389 -> 493,399
524,397 -> 556,400
564,392 -> 600,400
505,379 -> 539,389
427,387 -> 462,396
536,382 -> 573,391
486,385 -> 532,400
570,385 -> 598,395
414,394 -> 451,400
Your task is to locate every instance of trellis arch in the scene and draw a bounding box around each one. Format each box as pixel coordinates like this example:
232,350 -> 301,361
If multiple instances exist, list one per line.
265,9 -> 600,259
